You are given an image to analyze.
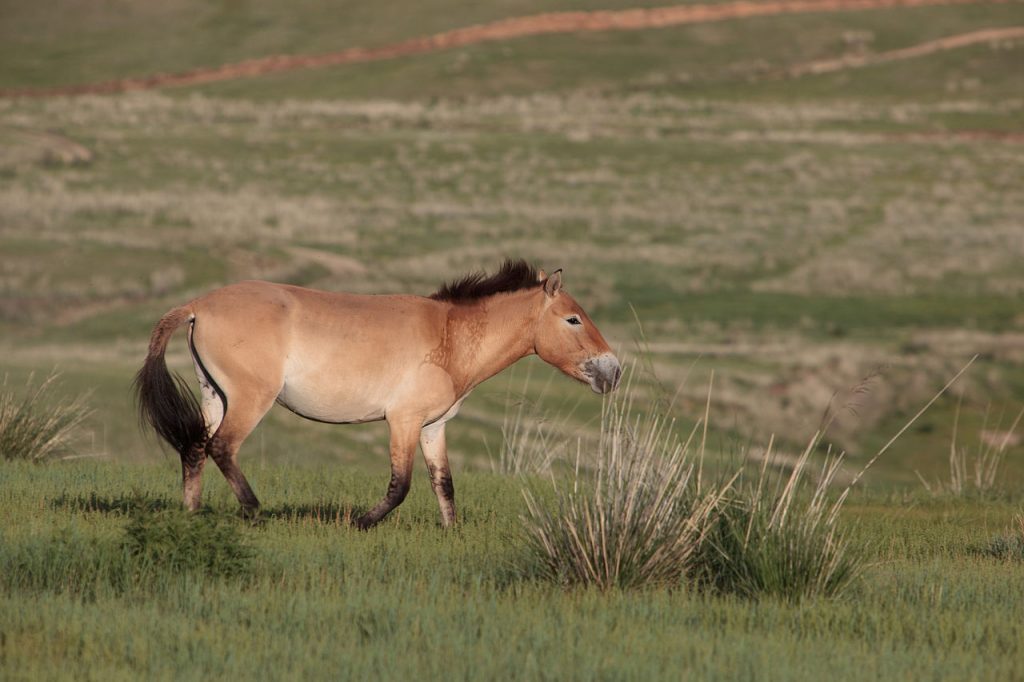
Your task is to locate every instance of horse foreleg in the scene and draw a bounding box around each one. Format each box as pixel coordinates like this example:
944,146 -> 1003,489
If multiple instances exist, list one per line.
420,421 -> 456,528
355,417 -> 420,530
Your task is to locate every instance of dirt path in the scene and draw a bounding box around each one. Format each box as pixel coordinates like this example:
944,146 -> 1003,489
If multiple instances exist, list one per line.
790,25 -> 1024,75
1,0 -> 1012,98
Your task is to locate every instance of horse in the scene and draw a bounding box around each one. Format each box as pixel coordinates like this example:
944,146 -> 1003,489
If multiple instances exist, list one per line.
134,259 -> 621,528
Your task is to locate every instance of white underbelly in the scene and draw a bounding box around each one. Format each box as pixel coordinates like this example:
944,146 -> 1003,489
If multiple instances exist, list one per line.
276,380 -> 386,424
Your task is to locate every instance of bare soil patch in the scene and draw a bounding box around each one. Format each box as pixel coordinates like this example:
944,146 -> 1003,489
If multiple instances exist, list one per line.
790,25 -> 1024,76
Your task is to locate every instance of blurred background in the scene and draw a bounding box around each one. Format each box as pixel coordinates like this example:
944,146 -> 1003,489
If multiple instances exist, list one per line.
1,0 -> 1022,486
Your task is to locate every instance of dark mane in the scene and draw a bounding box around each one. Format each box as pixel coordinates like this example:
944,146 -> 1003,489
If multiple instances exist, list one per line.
430,259 -> 542,303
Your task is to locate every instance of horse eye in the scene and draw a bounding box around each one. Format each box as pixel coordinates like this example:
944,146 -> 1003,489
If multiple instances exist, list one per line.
566,316 -> 582,326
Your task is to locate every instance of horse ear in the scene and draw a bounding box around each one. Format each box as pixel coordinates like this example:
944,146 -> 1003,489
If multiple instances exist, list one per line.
543,269 -> 563,297
537,269 -> 547,281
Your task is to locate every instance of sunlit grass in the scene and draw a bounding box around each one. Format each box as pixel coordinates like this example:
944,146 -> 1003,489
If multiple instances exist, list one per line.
2,460 -> 1024,679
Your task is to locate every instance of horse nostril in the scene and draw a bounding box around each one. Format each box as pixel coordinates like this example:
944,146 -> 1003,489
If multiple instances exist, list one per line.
584,356 -> 622,394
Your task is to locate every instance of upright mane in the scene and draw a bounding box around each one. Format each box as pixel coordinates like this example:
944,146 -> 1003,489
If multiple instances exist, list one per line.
429,259 -> 542,304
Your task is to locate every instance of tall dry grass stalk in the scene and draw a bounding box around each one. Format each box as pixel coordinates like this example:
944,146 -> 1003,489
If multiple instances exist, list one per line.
491,370 -> 574,476
917,397 -> 1024,497
0,372 -> 91,462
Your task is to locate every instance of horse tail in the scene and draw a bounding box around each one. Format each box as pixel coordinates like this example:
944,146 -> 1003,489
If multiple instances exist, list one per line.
133,305 -> 207,458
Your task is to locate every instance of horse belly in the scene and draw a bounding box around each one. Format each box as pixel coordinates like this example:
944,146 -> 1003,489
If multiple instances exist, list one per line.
276,375 -> 387,424
274,296 -> 450,424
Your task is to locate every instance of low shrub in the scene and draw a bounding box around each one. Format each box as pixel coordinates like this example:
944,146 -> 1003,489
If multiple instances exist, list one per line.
122,507 -> 255,580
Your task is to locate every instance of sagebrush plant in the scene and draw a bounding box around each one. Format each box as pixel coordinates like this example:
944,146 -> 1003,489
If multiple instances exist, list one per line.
520,378 -> 729,591
0,372 -> 91,462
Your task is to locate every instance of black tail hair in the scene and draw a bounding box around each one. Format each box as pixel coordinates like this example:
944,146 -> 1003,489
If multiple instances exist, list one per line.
132,308 -> 207,457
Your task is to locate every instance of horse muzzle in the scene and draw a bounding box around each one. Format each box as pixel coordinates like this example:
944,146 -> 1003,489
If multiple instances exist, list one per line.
582,354 -> 622,394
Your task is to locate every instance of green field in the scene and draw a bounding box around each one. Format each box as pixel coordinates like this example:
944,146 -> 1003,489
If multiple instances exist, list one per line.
2,462 -> 1024,680
2,0 -> 1024,678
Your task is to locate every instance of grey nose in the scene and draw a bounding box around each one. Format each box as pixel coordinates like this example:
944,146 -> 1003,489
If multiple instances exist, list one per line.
585,354 -> 622,394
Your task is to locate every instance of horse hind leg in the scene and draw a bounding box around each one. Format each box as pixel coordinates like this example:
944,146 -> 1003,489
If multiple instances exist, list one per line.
189,325 -> 277,515
182,444 -> 207,512
181,354 -> 225,511
206,434 -> 260,515
205,387 -> 278,516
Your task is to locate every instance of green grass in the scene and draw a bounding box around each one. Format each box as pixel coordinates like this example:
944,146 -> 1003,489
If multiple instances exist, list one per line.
2,461 -> 1024,680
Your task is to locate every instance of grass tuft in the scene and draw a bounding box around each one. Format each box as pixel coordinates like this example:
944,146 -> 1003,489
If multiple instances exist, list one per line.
916,397 -> 1024,498
491,370 -> 572,476
978,514 -> 1024,561
519,385 -> 727,591
0,372 -> 91,462
697,437 -> 861,601
518,359 -> 974,596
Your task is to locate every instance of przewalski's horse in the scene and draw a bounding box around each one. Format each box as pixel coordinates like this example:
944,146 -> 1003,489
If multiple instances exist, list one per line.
134,260 -> 620,529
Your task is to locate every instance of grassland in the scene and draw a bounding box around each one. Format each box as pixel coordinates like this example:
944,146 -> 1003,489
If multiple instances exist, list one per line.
5,86 -> 1023,475
2,461 -> 1024,680
2,0 -> 1024,677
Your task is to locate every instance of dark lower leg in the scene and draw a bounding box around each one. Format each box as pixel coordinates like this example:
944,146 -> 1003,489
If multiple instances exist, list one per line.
181,442 -> 208,511
207,436 -> 260,513
428,464 -> 456,528
355,470 -> 411,530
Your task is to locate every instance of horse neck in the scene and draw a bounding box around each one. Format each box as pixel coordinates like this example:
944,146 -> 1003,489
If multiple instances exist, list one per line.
444,290 -> 539,394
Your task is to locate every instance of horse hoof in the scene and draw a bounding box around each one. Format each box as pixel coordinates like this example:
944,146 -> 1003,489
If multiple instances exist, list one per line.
353,515 -> 376,531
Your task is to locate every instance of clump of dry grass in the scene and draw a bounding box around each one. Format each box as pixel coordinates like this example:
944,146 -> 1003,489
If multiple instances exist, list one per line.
701,358 -> 977,600
519,357 -> 976,597
979,514 -> 1024,561
697,435 -> 861,600
519,381 -> 729,591
0,372 -> 91,462
916,397 -> 1024,497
